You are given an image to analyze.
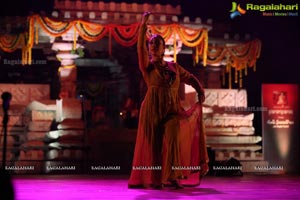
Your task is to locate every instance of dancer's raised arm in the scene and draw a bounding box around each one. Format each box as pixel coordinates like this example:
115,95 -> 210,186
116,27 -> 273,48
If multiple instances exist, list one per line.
137,12 -> 151,72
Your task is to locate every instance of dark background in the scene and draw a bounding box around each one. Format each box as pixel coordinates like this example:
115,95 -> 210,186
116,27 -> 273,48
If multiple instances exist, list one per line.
1,0 -> 298,83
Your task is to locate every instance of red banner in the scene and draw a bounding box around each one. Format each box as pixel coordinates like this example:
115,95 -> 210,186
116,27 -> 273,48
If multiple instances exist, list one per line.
262,84 -> 299,173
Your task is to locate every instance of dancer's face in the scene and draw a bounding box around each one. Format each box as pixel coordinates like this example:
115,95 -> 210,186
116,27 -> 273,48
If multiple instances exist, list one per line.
148,35 -> 165,58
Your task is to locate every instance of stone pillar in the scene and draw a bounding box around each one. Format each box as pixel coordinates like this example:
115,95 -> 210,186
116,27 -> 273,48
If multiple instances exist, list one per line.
58,62 -> 77,98
52,42 -> 83,98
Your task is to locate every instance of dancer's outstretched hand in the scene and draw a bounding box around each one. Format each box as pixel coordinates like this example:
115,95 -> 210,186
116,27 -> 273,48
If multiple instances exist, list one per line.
141,11 -> 151,25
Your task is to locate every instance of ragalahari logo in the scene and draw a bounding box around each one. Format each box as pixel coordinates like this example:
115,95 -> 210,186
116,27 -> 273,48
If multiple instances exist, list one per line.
230,2 -> 246,19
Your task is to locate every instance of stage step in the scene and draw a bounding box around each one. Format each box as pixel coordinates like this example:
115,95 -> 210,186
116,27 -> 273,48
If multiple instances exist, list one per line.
206,136 -> 261,144
210,144 -> 262,151
240,161 -> 284,174
215,151 -> 263,161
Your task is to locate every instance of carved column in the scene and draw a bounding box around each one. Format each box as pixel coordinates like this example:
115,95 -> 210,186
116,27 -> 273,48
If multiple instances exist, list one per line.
52,42 -> 83,98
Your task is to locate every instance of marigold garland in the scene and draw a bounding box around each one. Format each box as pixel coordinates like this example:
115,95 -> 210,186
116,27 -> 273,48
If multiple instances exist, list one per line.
148,24 -> 174,41
110,23 -> 140,47
206,39 -> 261,88
75,20 -> 108,41
0,34 -> 24,52
149,24 -> 208,65
35,15 -> 74,37
1,14 -> 208,67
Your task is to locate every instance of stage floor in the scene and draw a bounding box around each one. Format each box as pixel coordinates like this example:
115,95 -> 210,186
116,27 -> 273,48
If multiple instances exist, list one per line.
9,174 -> 300,200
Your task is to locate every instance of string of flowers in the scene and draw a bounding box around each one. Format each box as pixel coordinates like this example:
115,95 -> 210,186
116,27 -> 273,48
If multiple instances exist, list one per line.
0,34 -> 25,52
206,39 -> 261,88
1,14 -> 208,67
149,24 -> 208,65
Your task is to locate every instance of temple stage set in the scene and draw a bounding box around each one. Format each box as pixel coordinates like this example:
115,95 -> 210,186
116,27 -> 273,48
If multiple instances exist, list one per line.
0,0 -> 299,176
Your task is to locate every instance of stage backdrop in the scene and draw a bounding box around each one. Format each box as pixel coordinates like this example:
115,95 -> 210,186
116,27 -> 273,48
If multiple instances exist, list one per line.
262,84 -> 299,174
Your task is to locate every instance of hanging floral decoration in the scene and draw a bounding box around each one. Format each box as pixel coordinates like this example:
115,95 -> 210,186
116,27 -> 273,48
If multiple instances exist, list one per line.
1,14 -> 208,66
33,15 -> 140,55
149,24 -> 208,65
0,32 -> 33,65
75,20 -> 108,41
205,39 -> 261,88
22,16 -> 35,65
110,23 -> 140,46
0,17 -> 35,65
148,24 -> 174,40
35,15 -> 74,36
0,33 -> 25,52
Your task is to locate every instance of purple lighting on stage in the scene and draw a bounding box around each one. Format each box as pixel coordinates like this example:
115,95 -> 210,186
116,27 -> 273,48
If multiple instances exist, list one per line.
11,175 -> 300,200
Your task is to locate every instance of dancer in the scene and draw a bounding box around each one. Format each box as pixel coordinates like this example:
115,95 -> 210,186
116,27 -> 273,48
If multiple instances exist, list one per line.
128,12 -> 209,189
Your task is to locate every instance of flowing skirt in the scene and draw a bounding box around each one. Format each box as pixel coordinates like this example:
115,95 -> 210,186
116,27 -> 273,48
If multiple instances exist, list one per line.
128,103 -> 208,187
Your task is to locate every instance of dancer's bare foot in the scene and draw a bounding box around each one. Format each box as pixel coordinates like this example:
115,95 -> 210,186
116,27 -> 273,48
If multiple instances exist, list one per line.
169,180 -> 184,189
152,183 -> 164,190
201,163 -> 209,176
